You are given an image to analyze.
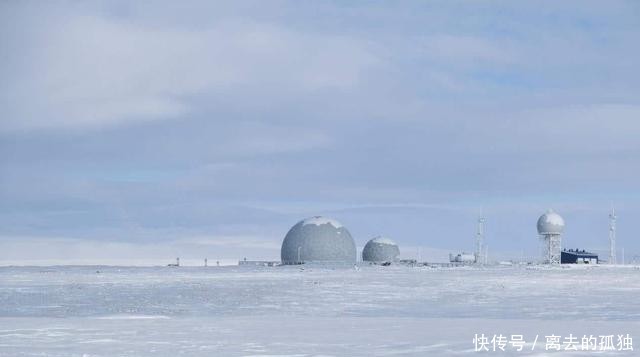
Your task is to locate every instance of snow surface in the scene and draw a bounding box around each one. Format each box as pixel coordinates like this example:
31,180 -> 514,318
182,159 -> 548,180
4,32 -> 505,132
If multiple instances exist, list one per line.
301,216 -> 343,228
370,236 -> 396,245
1,265 -> 639,356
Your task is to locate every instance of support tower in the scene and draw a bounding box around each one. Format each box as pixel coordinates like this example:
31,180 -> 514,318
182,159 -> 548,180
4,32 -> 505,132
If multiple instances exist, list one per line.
609,206 -> 617,265
537,210 -> 565,265
475,216 -> 485,264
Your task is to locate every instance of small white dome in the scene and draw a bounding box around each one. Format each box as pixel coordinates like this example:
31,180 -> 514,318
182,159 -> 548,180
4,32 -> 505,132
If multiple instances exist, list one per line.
362,236 -> 400,263
537,210 -> 565,235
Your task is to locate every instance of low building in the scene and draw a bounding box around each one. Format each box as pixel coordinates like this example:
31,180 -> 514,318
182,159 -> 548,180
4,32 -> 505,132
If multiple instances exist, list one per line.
238,259 -> 280,267
561,249 -> 598,264
398,259 -> 417,266
449,252 -> 476,264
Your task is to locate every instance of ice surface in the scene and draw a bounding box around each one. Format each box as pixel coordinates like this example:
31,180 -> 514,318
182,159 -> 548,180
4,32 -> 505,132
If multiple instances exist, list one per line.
370,236 -> 396,245
301,216 -> 343,228
1,265 -> 639,356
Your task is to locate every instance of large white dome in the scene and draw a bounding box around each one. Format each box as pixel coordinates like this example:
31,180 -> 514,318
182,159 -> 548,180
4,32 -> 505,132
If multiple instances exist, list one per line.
537,210 -> 565,235
281,216 -> 356,265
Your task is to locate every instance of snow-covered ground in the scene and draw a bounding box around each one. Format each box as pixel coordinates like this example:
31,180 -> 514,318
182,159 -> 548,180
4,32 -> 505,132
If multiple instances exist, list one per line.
1,264 -> 639,356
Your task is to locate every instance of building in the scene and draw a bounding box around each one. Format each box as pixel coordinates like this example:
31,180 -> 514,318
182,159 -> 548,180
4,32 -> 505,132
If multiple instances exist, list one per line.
362,237 -> 400,264
561,249 -> 598,264
238,258 -> 280,267
281,216 -> 356,265
399,259 -> 417,266
449,252 -> 476,264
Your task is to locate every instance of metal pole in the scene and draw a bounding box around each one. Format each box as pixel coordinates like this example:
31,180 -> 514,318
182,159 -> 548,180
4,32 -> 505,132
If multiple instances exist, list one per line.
609,206 -> 617,265
476,216 -> 485,264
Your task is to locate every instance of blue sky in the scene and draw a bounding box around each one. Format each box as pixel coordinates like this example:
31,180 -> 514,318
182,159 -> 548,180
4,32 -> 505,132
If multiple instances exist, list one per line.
1,1 -> 639,264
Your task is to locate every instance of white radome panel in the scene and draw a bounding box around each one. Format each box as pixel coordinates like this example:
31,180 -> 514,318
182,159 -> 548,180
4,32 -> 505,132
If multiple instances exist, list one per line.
537,210 -> 565,235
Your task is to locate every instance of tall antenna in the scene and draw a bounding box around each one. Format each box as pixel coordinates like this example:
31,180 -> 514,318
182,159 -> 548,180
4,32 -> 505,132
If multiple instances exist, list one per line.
609,205 -> 617,265
484,244 -> 489,265
476,214 -> 485,264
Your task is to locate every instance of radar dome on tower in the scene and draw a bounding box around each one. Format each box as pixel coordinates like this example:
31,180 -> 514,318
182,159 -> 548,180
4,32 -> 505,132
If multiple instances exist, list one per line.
537,209 -> 565,235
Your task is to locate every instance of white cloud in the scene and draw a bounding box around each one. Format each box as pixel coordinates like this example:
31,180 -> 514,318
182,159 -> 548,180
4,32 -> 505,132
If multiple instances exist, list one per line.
503,104 -> 640,153
419,34 -> 516,65
0,7 -> 379,132
2,1 -> 640,260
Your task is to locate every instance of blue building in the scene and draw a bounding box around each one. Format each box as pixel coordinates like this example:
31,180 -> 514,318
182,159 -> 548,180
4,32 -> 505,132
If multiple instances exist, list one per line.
561,249 -> 598,264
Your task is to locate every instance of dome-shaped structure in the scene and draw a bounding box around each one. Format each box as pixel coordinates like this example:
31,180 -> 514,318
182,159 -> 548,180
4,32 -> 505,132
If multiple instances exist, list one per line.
362,236 -> 400,263
537,210 -> 565,235
281,216 -> 356,264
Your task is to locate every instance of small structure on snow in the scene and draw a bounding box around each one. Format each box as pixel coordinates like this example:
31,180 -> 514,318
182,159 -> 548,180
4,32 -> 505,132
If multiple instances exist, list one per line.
561,249 -> 598,264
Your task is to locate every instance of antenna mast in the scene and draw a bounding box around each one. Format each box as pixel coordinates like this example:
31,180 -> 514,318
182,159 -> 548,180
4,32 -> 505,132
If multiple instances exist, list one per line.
476,214 -> 485,264
609,206 -> 617,265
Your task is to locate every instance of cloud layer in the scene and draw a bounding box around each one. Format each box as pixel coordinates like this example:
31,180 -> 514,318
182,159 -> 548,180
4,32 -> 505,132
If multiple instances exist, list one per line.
1,1 -> 640,263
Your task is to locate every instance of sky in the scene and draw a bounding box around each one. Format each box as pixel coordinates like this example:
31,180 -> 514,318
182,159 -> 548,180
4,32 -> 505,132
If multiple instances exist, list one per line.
1,1 -> 640,265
